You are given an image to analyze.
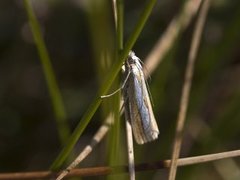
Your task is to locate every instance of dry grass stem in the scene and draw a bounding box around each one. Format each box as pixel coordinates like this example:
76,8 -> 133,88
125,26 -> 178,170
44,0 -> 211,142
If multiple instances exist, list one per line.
56,113 -> 114,180
169,0 -> 211,179
126,120 -> 136,180
144,0 -> 202,76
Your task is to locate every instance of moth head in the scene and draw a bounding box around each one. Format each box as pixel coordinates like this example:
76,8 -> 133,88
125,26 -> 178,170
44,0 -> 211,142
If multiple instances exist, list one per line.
127,51 -> 141,64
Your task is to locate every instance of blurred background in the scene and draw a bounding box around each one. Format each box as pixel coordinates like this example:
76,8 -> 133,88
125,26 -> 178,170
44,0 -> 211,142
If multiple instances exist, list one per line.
0,0 -> 240,179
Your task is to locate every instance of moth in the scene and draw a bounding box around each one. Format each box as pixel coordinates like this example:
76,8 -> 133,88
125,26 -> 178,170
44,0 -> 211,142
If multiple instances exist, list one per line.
122,51 -> 159,144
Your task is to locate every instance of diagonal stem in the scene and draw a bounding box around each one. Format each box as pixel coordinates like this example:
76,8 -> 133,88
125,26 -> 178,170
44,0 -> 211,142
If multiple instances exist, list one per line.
168,0 -> 211,179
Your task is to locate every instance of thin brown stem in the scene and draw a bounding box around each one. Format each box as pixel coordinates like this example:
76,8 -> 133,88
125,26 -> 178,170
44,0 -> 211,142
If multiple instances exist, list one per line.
168,0 -> 211,179
2,149 -> 240,180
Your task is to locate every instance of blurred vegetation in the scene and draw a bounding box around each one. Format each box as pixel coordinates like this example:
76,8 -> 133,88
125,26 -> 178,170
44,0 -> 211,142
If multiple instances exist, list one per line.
0,0 -> 240,180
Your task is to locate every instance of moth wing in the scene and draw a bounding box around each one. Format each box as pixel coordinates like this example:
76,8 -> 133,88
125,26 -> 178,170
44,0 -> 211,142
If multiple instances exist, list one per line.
128,72 -> 159,144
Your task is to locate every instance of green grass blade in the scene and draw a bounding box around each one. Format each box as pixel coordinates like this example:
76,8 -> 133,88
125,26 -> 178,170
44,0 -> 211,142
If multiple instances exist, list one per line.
23,0 -> 70,144
107,0 -> 124,176
117,0 -> 124,50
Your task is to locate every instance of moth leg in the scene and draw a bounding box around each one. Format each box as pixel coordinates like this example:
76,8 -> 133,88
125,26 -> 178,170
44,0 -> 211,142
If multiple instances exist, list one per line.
100,70 -> 131,98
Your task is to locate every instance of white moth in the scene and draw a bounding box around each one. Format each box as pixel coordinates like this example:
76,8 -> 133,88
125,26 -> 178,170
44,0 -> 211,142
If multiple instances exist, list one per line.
123,51 -> 159,144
